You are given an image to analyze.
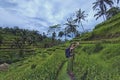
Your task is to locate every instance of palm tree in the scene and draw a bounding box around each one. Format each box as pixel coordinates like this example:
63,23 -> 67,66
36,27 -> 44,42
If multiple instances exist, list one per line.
43,32 -> 47,39
74,9 -> 87,31
52,32 -> 56,41
65,17 -> 78,38
94,9 -> 105,20
48,24 -> 61,34
58,31 -> 64,38
64,27 -> 67,41
93,0 -> 114,20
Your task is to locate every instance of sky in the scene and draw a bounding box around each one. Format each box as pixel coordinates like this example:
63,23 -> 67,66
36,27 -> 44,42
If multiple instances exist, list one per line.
0,0 -> 109,33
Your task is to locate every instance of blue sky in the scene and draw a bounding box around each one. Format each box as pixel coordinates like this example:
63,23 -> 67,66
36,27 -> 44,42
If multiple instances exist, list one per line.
0,0 -> 108,33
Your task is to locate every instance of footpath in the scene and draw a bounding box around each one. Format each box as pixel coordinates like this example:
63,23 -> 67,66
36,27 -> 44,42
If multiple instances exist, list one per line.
56,61 -> 76,80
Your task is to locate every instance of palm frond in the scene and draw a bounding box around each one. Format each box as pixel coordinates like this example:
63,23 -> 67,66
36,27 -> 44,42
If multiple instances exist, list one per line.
117,0 -> 120,4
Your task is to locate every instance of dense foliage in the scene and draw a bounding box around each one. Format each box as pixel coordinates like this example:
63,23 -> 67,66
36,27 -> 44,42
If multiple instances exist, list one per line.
0,27 -> 63,64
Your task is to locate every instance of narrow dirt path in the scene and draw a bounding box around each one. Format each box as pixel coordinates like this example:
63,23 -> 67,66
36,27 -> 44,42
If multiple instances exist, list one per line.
56,61 -> 76,80
56,61 -> 71,80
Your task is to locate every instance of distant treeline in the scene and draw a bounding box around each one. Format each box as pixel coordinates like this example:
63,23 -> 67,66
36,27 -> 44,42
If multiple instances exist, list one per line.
0,26 -> 63,48
0,26 -> 64,64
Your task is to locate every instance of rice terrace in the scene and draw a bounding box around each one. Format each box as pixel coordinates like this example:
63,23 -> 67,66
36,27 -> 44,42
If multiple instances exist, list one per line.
0,0 -> 120,80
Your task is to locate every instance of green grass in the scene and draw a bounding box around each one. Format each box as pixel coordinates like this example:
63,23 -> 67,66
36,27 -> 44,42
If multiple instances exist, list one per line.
79,13 -> 120,40
57,61 -> 71,80
73,43 -> 120,80
0,48 -> 66,80
1,41 -> 120,80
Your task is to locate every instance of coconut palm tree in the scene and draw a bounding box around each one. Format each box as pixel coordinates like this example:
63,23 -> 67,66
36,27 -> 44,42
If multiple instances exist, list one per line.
48,24 -> 61,34
58,31 -> 64,38
52,32 -> 56,41
93,0 -> 114,20
94,9 -> 105,20
65,17 -> 78,38
74,9 -> 87,31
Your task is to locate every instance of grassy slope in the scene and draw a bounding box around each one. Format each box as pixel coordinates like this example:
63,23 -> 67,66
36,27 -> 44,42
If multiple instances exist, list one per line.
0,44 -> 67,80
71,13 -> 120,80
0,13 -> 120,80
80,13 -> 120,40
73,43 -> 120,80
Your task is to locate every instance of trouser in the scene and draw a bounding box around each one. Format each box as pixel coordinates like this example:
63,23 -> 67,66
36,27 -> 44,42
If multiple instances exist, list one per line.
67,56 -> 74,72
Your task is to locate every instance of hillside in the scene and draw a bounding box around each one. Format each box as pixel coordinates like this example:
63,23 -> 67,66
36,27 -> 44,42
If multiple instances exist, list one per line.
0,27 -> 63,64
0,13 -> 120,80
79,13 -> 120,41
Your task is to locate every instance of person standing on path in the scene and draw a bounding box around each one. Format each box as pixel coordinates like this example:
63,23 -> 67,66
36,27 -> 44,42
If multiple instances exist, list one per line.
66,42 -> 79,76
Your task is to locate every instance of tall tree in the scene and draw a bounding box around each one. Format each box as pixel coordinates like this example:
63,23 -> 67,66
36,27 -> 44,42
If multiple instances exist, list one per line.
94,9 -> 105,20
74,9 -> 87,31
52,32 -> 56,41
58,31 -> 64,38
48,24 -> 61,34
43,32 -> 47,39
65,17 -> 78,38
93,0 -> 114,20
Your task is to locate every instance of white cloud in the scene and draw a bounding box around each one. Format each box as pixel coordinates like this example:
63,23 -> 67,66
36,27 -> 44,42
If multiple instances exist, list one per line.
0,0 -> 104,32
0,8 -> 27,26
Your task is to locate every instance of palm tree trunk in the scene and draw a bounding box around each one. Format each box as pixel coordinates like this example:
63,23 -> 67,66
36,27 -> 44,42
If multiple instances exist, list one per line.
80,22 -> 85,32
65,34 -> 66,41
103,11 -> 107,21
103,14 -> 106,21
72,33 -> 74,38
65,28 -> 67,41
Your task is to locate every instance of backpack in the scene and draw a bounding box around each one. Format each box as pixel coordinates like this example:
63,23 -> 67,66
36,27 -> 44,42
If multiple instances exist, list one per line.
65,48 -> 71,58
